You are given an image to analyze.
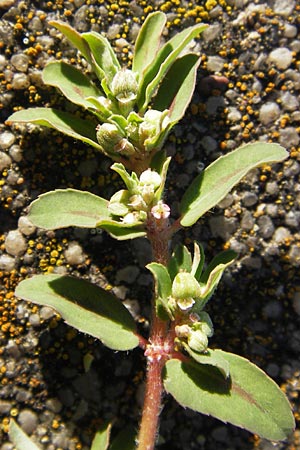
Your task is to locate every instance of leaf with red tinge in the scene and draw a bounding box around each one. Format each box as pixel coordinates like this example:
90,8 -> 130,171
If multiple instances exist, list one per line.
164,350 -> 295,441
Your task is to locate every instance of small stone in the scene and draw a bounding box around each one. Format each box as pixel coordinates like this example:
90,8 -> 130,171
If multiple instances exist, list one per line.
273,226 -> 291,244
280,91 -> 299,111
289,244 -> 300,266
266,181 -> 279,195
29,313 -> 41,327
0,151 -> 12,170
11,73 -> 30,90
10,53 -> 29,72
0,254 -> 15,271
5,230 -> 27,256
285,211 -> 300,228
18,409 -> 38,435
0,54 -> 6,70
0,401 -> 12,415
202,24 -> 222,42
218,193 -> 234,208
64,242 -> 85,265
0,131 -> 15,150
273,0 -> 295,16
227,107 -> 242,123
18,216 -> 36,236
279,127 -> 299,147
241,256 -> 262,269
206,96 -> 225,115
106,24 -> 121,40
9,144 -> 23,162
200,135 -> 218,152
206,56 -> 225,72
40,306 -> 55,320
259,102 -> 280,125
257,216 -> 275,239
268,48 -> 293,70
241,210 -> 254,231
45,398 -> 63,413
209,216 -> 239,240
116,265 -> 140,284
242,191 -> 258,207
283,24 -> 298,38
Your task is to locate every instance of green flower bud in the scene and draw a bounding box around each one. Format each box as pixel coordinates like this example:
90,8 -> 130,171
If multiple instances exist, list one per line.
197,311 -> 214,337
172,272 -> 201,301
139,184 -> 155,205
96,123 -> 124,154
111,69 -> 138,115
139,169 -> 161,189
188,329 -> 208,353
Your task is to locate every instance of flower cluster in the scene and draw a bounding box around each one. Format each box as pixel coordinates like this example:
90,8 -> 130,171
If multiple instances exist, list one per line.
175,311 -> 214,353
108,163 -> 168,225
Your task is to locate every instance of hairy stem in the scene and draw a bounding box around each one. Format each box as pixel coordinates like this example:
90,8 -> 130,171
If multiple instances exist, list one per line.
137,212 -> 172,450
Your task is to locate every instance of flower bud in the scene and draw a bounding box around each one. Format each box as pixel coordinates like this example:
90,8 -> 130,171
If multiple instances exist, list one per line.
172,272 -> 201,301
139,169 -> 161,189
114,138 -> 135,156
128,194 -> 146,211
151,202 -> 170,220
188,329 -> 208,353
96,123 -> 124,154
111,69 -> 138,115
175,324 -> 191,338
197,312 -> 214,337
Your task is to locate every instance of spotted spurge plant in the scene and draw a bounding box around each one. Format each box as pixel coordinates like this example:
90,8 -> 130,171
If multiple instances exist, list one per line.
7,12 -> 295,450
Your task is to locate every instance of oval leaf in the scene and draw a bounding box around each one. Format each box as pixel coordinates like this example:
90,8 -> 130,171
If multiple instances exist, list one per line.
91,422 -> 112,450
133,11 -> 166,76
7,108 -> 101,151
164,350 -> 295,441
180,143 -> 288,227
9,420 -> 41,450
49,20 -> 91,63
152,53 -> 201,124
28,189 -> 110,230
181,345 -> 230,378
42,61 -> 103,110
16,275 -> 139,351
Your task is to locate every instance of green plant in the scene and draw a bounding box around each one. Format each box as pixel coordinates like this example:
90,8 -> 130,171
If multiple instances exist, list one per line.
7,12 -> 295,450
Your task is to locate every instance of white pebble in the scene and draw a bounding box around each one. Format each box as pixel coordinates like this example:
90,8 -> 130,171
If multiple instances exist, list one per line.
10,53 -> 29,72
18,409 -> 38,435
273,226 -> 291,244
0,254 -> 15,271
9,145 -> 23,162
0,131 -> 15,150
227,107 -> 242,123
259,102 -> 280,125
64,242 -> 85,265
279,127 -> 300,147
5,230 -> 27,256
273,0 -> 295,16
11,73 -> 30,90
40,306 -> 55,320
283,24 -> 298,38
18,216 -> 36,236
0,151 -> 12,170
268,48 -> 293,70
206,56 -> 225,72
280,91 -> 299,111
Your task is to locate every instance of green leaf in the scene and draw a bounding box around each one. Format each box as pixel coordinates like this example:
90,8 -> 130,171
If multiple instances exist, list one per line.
82,31 -> 121,85
180,143 -> 288,227
164,351 -> 295,441
154,156 -> 171,201
137,24 -> 207,112
146,262 -> 173,319
7,108 -> 101,151
42,61 -> 103,110
49,20 -> 91,63
152,53 -> 201,124
99,221 -> 146,240
109,425 -> 136,450
16,275 -> 139,351
181,345 -> 230,378
191,242 -> 205,281
9,419 -> 41,450
91,422 -> 112,450
132,11 -> 166,76
28,189 -> 110,230
168,244 -> 193,281
201,250 -> 236,284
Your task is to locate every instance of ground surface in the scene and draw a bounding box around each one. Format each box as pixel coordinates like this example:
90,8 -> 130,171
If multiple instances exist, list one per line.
0,0 -> 299,449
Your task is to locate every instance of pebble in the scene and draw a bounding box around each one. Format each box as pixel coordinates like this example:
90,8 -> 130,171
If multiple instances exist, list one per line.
10,53 -> 29,72
9,144 -> 23,162
259,102 -> 280,125
0,254 -> 15,271
241,191 -> 258,207
18,409 -> 39,435
289,244 -> 300,266
115,265 -> 140,284
285,210 -> 300,228
206,96 -> 225,115
0,54 -> 6,70
273,226 -> 291,244
268,48 -> 293,70
202,23 -> 222,42
273,0 -> 295,17
5,229 -> 27,256
200,135 -> 218,152
241,210 -> 254,231
227,107 -> 242,123
280,91 -> 299,111
11,73 -> 30,90
292,291 -> 300,316
0,151 -> 12,171
206,56 -> 225,72
257,215 -> 275,239
18,216 -> 36,236
64,242 -> 85,265
279,127 -> 300,147
265,181 -> 279,195
0,131 -> 15,150
208,216 -> 239,240
40,306 -> 56,320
